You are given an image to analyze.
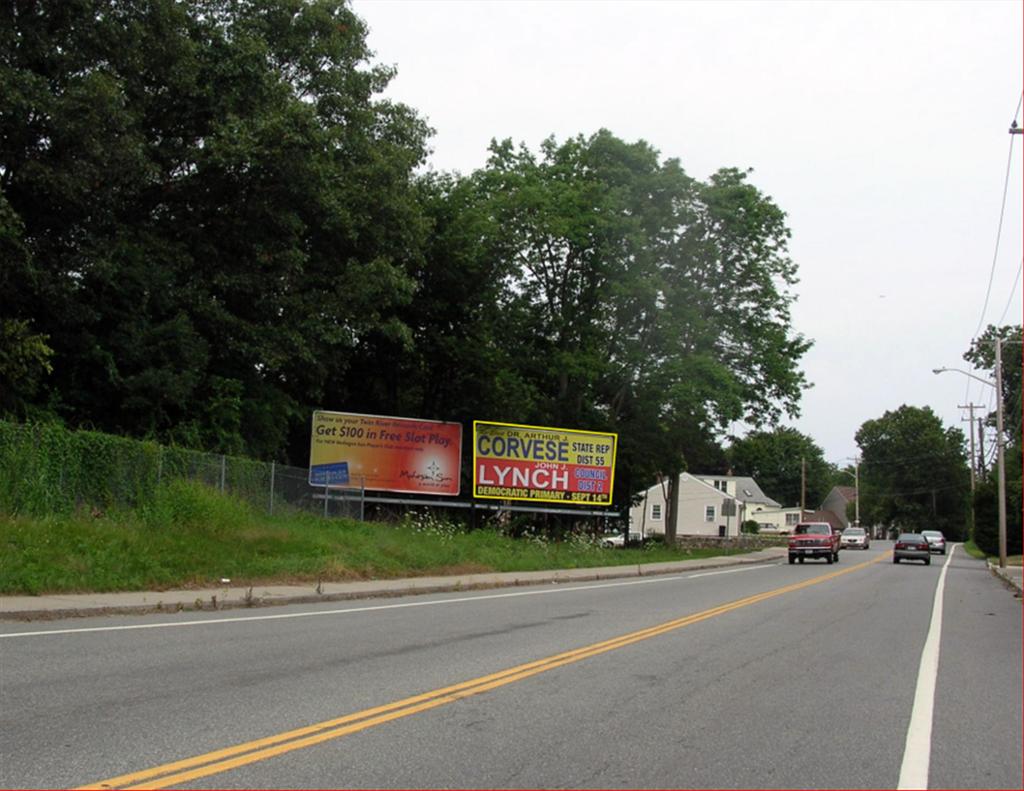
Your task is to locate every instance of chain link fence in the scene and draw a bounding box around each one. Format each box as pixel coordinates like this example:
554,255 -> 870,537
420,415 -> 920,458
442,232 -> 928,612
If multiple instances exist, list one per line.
0,421 -> 359,519
0,422 -> 622,534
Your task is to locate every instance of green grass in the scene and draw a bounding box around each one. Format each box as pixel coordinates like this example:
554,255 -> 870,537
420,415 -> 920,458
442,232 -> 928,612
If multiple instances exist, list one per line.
0,480 -> 755,595
962,540 -> 1023,565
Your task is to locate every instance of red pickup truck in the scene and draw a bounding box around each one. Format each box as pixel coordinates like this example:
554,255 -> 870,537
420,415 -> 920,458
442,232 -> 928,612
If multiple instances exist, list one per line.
788,522 -> 841,564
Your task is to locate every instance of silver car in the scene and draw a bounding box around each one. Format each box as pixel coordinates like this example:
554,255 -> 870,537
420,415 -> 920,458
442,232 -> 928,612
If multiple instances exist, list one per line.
840,526 -> 870,549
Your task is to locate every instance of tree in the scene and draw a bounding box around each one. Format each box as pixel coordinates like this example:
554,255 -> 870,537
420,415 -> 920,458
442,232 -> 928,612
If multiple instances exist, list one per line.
3,4 -> 813,506
855,406 -> 971,539
727,427 -> 832,507
458,132 -> 810,517
1,0 -> 430,459
963,325 -> 1022,553
963,325 -> 1022,453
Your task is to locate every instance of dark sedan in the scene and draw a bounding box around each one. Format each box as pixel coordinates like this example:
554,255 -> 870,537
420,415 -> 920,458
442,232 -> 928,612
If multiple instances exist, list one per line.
894,533 -> 931,565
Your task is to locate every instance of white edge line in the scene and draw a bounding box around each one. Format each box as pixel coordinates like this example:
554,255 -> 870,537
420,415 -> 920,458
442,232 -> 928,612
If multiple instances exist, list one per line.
896,544 -> 955,790
0,563 -> 778,639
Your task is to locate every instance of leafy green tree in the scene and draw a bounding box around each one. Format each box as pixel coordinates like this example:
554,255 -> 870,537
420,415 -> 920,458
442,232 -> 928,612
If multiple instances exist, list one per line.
727,427 -> 832,507
1,0 -> 429,459
0,318 -> 53,419
855,405 -> 971,539
464,132 -> 809,521
963,325 -> 1022,451
3,1 -> 812,507
963,325 -> 1022,553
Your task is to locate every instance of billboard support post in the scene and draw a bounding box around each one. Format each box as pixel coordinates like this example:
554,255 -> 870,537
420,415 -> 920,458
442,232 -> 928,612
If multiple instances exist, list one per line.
269,461 -> 275,515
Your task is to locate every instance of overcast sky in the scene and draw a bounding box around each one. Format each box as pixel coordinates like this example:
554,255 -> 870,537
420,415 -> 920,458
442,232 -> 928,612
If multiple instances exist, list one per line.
351,0 -> 1023,466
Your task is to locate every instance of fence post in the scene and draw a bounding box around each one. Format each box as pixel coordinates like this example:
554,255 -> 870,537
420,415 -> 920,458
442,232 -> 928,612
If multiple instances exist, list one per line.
360,476 -> 365,522
323,485 -> 329,518
269,461 -> 275,515
220,454 -> 226,494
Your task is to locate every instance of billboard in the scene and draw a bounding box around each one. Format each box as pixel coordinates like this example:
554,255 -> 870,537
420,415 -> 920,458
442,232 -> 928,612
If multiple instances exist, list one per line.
309,411 -> 462,496
473,420 -> 617,505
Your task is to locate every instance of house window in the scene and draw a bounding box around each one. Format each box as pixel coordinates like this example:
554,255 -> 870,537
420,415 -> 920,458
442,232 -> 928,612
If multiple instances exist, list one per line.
704,505 -> 715,522
785,513 -> 799,526
651,503 -> 662,520
714,480 -> 727,492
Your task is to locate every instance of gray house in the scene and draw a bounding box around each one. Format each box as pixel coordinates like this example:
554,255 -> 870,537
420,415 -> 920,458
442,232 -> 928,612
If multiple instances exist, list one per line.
820,485 -> 857,531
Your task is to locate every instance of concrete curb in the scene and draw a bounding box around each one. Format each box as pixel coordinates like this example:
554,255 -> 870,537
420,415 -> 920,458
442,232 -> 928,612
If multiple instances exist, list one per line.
0,548 -> 788,622
987,560 -> 1023,595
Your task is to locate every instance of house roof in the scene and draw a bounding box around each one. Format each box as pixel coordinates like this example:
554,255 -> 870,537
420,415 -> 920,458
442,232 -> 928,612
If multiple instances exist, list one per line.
694,475 -> 782,508
681,472 -> 739,500
830,485 -> 857,502
802,510 -> 845,533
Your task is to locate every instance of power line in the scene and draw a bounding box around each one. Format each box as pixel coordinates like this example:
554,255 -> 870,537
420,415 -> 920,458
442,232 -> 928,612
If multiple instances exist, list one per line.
970,92 -> 1019,340
862,482 -> 970,498
859,449 -> 970,468
996,257 -> 1024,325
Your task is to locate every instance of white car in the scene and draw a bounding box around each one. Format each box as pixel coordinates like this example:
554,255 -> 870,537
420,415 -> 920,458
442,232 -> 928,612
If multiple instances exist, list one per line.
921,530 -> 946,555
840,526 -> 870,549
600,533 -> 626,548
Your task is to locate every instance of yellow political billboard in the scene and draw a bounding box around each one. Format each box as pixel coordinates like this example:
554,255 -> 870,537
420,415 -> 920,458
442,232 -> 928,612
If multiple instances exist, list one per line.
310,411 -> 462,495
473,420 -> 617,505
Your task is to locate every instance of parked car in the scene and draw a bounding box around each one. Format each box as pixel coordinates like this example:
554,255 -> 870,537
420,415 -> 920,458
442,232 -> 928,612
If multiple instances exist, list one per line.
788,522 -> 841,564
893,533 -> 931,565
920,530 -> 946,555
600,532 -> 626,548
840,526 -> 870,549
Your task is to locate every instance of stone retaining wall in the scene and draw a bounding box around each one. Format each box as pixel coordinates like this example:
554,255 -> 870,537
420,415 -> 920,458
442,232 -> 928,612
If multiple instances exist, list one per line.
672,534 -> 788,550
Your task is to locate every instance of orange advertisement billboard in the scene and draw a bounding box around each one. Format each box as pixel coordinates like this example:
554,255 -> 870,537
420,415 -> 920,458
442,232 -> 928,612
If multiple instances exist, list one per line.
473,420 -> 617,505
309,411 -> 462,496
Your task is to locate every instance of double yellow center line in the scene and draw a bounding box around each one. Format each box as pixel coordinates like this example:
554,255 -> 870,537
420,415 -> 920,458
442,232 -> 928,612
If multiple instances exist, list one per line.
81,554 -> 887,789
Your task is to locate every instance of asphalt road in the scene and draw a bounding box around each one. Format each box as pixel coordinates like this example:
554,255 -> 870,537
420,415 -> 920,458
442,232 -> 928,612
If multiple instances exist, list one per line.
1,542 -> 1020,789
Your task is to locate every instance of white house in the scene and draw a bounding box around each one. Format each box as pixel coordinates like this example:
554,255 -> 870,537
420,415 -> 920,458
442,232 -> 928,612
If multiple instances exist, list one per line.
629,473 -> 782,538
744,505 -> 803,533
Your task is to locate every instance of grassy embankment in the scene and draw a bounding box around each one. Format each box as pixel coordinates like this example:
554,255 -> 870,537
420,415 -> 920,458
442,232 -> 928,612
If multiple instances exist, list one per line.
0,479 -> 756,595
961,539 -> 1021,565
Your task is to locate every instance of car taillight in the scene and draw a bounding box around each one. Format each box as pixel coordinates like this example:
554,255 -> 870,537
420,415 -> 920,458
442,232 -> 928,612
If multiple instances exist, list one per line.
895,542 -> 906,550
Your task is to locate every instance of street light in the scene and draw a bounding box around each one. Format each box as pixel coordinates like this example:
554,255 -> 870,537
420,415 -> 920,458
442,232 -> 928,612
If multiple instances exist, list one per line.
933,340 -> 1007,568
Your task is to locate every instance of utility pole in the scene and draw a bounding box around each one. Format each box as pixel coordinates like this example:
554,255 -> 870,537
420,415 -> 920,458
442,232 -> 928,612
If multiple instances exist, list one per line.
960,403 -> 983,541
933,335 -> 1019,569
960,404 -> 982,487
800,457 -> 806,520
853,457 -> 860,526
977,416 -> 986,476
995,337 -> 1007,569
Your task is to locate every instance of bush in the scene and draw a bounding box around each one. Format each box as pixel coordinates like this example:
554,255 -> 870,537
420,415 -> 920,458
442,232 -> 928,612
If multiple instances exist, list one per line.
741,520 -> 760,534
